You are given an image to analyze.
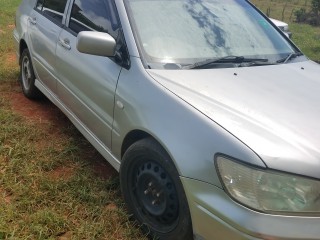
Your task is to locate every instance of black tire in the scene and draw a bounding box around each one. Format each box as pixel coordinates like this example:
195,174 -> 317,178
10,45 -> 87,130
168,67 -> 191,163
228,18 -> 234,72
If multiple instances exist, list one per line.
120,138 -> 193,240
19,48 -> 42,99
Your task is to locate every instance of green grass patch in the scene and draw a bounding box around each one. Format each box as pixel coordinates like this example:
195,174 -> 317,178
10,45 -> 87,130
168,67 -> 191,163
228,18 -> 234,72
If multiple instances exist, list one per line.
0,98 -> 146,239
0,0 -> 20,81
291,23 -> 320,60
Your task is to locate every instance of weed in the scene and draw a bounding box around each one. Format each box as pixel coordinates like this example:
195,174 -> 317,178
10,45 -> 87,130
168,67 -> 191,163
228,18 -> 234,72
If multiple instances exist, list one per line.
0,90 -> 147,240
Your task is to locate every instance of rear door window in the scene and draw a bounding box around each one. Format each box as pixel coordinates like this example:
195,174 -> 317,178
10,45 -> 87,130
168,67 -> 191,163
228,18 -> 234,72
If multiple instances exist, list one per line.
36,0 -> 68,24
68,0 -> 120,39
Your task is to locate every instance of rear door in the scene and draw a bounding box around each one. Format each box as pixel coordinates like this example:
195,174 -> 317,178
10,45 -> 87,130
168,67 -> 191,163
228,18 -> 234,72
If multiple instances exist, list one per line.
55,0 -> 122,148
28,0 -> 69,92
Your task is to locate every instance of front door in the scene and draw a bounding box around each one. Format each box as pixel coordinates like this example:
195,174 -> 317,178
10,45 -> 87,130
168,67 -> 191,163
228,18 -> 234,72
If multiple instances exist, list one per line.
55,0 -> 122,148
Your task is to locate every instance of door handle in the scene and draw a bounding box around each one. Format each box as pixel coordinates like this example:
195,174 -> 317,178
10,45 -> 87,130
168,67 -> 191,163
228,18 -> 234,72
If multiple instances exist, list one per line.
58,38 -> 71,50
29,16 -> 37,25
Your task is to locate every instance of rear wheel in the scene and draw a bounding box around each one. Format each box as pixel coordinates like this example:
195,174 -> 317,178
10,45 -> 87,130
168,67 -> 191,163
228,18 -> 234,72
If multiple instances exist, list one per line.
20,48 -> 41,99
120,138 -> 193,240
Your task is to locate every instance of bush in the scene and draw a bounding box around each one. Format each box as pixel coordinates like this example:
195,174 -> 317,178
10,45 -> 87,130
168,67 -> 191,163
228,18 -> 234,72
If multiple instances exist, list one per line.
295,8 -> 308,23
312,0 -> 320,12
311,0 -> 320,25
294,0 -> 320,25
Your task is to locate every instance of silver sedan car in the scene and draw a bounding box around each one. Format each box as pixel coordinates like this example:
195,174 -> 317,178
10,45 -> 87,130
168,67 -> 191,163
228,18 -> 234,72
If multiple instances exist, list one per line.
14,0 -> 320,239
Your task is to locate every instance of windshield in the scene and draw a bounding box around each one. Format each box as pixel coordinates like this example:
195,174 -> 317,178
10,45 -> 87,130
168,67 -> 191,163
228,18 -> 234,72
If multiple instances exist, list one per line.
125,0 -> 300,69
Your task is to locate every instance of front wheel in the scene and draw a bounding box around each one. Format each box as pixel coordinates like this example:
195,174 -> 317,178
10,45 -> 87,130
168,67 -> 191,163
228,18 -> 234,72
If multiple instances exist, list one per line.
120,138 -> 193,240
20,48 -> 41,99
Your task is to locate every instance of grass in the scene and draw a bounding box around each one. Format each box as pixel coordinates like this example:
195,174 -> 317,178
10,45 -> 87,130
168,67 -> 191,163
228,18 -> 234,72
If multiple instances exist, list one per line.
0,1 -> 146,239
251,0 -> 320,62
0,118 -> 145,240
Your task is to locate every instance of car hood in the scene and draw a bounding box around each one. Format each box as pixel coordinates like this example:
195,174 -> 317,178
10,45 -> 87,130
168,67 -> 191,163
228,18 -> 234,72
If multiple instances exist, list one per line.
147,61 -> 320,179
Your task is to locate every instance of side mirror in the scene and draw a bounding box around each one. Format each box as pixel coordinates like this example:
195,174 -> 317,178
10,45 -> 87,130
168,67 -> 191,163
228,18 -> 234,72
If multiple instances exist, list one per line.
77,31 -> 116,57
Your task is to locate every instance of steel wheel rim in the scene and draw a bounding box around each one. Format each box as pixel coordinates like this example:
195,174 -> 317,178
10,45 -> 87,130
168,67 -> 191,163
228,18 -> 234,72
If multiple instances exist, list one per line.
22,55 -> 32,91
133,160 -> 179,231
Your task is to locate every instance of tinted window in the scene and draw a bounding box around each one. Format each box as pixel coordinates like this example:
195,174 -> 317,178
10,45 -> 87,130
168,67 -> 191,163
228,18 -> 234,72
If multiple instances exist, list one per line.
69,0 -> 119,38
42,0 -> 68,23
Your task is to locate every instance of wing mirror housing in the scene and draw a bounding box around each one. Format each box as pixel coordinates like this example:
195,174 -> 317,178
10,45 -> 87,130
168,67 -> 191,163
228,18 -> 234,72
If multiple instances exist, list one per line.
77,31 -> 116,57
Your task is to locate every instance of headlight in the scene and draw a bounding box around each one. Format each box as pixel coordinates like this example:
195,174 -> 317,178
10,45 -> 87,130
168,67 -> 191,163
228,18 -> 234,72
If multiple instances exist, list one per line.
216,156 -> 320,216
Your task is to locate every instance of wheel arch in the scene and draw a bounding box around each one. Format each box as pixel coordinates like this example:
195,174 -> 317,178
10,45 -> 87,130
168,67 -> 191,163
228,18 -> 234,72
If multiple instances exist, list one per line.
121,130 -> 153,158
120,130 -> 178,166
120,129 -> 187,179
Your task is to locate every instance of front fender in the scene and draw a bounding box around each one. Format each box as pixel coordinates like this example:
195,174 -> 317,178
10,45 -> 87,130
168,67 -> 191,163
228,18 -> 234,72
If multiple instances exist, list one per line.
112,57 -> 265,186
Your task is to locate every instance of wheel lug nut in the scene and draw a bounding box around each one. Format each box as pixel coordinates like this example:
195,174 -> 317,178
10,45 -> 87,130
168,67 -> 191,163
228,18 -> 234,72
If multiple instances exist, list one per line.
144,189 -> 150,195
152,200 -> 157,205
148,182 -> 153,187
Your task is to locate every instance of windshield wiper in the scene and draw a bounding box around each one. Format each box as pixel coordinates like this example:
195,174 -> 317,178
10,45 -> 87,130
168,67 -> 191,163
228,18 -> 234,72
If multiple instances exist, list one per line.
184,56 -> 269,69
276,52 -> 303,64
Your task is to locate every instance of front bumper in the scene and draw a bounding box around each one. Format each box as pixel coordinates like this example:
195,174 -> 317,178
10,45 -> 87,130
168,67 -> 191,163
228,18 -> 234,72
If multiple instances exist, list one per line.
181,177 -> 320,240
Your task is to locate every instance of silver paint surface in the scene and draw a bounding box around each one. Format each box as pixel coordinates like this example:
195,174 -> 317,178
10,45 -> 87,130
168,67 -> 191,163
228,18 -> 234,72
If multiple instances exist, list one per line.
148,61 -> 320,179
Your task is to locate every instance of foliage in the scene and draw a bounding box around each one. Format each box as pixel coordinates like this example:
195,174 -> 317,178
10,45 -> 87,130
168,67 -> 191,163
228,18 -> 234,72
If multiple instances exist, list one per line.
294,0 -> 320,25
295,8 -> 308,22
